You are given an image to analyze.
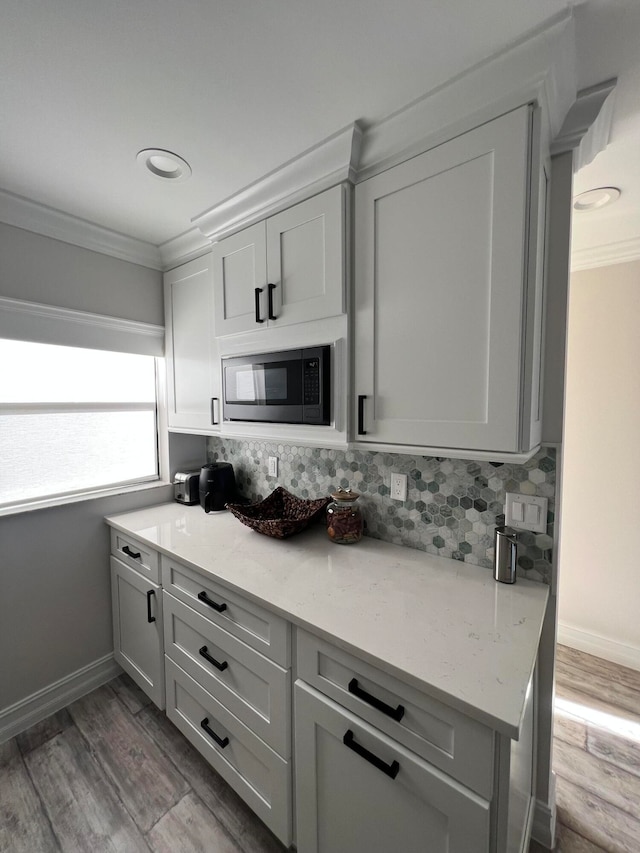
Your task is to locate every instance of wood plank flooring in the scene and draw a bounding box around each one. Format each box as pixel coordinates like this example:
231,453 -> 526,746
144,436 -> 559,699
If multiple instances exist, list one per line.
530,645 -> 640,853
0,674 -> 285,853
2,646 -> 638,852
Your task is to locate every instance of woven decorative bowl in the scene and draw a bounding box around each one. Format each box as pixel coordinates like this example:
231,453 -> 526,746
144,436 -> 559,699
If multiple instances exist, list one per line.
226,487 -> 330,539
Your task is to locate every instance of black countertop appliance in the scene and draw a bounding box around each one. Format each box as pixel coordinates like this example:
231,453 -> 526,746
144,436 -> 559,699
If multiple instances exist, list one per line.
199,462 -> 237,513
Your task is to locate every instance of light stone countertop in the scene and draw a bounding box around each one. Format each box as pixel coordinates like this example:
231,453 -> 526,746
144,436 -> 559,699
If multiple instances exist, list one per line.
106,501 -> 549,739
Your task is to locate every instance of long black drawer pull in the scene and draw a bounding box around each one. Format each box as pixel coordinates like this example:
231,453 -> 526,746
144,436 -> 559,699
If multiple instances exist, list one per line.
357,395 -> 367,435
123,545 -> 141,560
348,678 -> 405,722
254,287 -> 264,323
197,591 -> 227,613
267,283 -> 277,320
199,645 -> 228,671
201,718 -> 229,749
343,729 -> 399,779
146,590 -> 156,623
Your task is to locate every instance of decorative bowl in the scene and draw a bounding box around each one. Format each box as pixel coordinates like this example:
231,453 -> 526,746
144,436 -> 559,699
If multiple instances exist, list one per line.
226,487 -> 330,539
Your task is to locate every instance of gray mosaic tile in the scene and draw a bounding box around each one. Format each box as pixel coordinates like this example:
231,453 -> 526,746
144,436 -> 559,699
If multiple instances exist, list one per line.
207,440 -> 555,584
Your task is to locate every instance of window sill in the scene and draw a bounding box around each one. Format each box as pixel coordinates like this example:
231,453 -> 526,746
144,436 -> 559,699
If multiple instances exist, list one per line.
0,480 -> 173,519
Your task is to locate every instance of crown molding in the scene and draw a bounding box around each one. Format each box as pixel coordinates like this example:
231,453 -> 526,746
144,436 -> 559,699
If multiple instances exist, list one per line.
0,189 -> 163,270
571,235 -> 640,272
192,122 -> 363,243
356,12 -> 576,182
158,227 -> 212,270
551,78 -> 617,170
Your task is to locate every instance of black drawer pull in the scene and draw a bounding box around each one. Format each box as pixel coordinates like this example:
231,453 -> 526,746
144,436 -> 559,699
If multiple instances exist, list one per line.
201,717 -> 229,749
197,591 -> 227,613
267,282 -> 277,320
357,395 -> 367,435
199,645 -> 228,671
123,545 -> 141,560
343,729 -> 399,779
146,590 -> 156,623
348,678 -> 405,721
254,287 -> 264,323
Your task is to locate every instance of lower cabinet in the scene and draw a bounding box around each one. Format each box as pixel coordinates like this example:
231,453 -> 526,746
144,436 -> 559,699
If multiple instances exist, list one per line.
108,524 -> 535,853
294,681 -> 490,853
110,555 -> 165,709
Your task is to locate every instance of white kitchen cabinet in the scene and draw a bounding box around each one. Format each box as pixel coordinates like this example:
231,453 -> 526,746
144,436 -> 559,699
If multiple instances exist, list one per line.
110,554 -> 164,709
164,253 -> 221,433
213,185 -> 345,336
295,681 -> 490,853
353,104 -> 546,455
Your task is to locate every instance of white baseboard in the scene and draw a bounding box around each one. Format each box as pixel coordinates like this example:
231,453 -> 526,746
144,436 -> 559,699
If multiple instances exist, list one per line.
557,623 -> 640,672
0,654 -> 122,744
531,772 -> 557,849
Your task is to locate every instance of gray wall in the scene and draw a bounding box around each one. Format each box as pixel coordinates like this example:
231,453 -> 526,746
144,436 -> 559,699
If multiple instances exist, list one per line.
0,222 -> 163,325
0,487 -> 172,710
0,227 -> 166,716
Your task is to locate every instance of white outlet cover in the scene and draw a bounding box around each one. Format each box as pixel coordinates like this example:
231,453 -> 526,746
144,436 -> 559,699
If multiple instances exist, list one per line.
390,472 -> 407,502
505,492 -> 548,533
268,456 -> 278,477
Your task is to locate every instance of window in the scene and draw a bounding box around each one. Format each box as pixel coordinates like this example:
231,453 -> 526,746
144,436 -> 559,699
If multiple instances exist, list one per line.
0,339 -> 159,508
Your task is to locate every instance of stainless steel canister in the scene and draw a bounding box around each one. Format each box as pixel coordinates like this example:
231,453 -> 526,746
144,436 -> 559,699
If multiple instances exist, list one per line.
494,526 -> 519,583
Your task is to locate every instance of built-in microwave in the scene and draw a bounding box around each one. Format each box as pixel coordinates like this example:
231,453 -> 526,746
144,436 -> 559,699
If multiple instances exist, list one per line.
222,345 -> 331,425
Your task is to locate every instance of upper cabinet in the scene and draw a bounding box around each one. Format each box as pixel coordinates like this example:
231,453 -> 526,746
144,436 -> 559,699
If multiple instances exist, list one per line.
164,253 -> 221,434
213,186 -> 346,336
353,105 -> 547,456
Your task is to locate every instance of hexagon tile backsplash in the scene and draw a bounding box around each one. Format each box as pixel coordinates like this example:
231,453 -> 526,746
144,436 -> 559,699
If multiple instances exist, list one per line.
207,438 -> 556,584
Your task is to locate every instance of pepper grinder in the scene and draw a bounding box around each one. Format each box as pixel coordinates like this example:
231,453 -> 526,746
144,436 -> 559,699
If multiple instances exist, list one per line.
494,526 -> 519,583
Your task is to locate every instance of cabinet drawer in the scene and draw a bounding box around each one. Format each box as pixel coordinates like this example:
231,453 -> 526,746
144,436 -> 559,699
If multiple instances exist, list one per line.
165,658 -> 291,846
163,592 -> 290,757
297,630 -> 494,798
110,529 -> 160,583
161,556 -> 290,666
295,681 -> 490,853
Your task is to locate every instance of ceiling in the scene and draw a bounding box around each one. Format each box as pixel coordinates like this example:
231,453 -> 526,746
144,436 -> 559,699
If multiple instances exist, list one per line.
1,0 -> 639,270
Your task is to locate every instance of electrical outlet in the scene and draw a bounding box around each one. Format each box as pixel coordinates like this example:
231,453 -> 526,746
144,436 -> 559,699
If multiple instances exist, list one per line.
390,472 -> 407,502
268,456 -> 278,477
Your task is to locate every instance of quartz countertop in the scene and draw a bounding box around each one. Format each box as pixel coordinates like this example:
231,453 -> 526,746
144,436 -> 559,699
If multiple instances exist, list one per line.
106,501 -> 549,739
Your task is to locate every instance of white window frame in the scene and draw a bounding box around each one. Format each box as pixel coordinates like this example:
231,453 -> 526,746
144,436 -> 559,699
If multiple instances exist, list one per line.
0,296 -> 170,517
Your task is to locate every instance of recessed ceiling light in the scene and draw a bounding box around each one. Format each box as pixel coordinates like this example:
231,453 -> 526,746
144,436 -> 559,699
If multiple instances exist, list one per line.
573,187 -> 620,211
136,148 -> 192,182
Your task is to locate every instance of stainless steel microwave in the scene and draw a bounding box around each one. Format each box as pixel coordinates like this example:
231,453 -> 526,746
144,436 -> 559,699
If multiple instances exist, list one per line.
222,346 -> 331,425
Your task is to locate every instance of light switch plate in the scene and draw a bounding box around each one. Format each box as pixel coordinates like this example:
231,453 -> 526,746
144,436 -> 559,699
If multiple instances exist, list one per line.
505,493 -> 547,533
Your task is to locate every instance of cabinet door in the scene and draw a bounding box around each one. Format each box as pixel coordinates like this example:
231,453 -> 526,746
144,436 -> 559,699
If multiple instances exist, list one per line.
295,682 -> 489,853
164,254 -> 221,432
212,222 -> 267,336
354,106 -> 532,453
110,556 -> 164,708
266,185 -> 345,327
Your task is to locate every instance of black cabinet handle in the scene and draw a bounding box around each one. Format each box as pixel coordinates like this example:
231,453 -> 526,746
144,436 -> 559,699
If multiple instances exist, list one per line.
254,287 -> 264,323
267,283 -> 277,320
201,717 -> 229,748
123,545 -> 141,560
199,645 -> 228,671
197,591 -> 227,613
343,729 -> 399,779
348,678 -> 405,721
357,395 -> 367,436
210,397 -> 219,425
146,590 -> 156,623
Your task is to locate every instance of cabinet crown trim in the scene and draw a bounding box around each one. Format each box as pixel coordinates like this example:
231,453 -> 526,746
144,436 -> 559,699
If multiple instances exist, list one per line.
192,123 -> 362,243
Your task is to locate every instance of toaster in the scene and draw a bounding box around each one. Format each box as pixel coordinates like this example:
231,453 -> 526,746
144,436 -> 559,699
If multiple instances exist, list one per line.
173,470 -> 201,505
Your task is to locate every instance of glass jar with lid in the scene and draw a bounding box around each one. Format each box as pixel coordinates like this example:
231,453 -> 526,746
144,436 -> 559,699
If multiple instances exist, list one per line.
326,488 -> 363,545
